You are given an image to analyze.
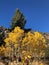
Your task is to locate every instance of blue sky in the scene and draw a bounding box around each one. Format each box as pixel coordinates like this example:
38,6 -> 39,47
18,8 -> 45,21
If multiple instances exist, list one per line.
0,0 -> 49,33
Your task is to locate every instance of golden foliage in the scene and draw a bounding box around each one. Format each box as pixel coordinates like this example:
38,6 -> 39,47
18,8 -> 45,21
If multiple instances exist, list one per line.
22,31 -> 47,57
4,27 -> 47,61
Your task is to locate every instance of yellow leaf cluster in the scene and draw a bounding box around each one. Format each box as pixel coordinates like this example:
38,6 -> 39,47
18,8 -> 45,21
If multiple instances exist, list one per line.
4,26 -> 24,44
13,26 -> 24,34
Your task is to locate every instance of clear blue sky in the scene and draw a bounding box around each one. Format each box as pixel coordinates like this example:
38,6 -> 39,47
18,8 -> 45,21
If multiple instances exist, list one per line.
0,0 -> 49,33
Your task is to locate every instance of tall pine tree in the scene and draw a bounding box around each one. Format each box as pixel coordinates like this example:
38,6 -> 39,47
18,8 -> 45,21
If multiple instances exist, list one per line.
11,9 -> 26,30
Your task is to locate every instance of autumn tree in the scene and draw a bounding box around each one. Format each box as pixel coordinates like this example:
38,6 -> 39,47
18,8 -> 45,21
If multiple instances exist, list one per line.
4,26 -> 24,59
22,32 -> 47,60
4,26 -> 47,62
11,9 -> 26,30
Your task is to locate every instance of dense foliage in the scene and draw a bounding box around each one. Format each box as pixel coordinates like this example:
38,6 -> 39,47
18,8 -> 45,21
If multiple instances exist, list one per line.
3,26 -> 47,62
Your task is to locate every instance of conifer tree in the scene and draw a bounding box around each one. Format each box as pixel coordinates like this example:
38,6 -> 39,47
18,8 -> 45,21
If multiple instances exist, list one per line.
11,9 -> 26,30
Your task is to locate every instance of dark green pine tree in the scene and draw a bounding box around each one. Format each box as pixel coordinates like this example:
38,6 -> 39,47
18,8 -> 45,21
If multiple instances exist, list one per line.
11,9 -> 26,30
